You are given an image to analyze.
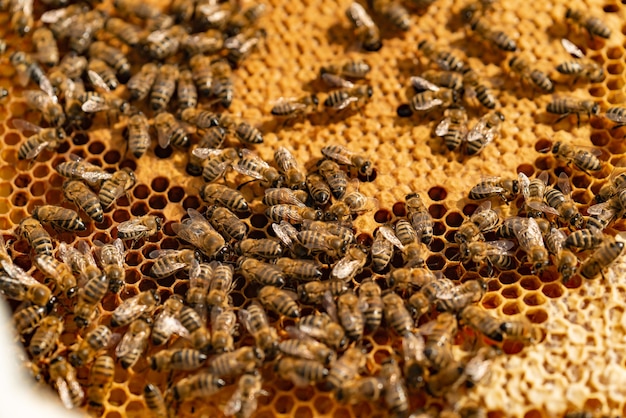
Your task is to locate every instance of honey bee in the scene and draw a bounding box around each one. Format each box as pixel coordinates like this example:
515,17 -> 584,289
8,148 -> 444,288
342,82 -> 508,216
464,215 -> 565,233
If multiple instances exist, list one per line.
468,16 -> 517,51
336,290 -> 365,340
551,141 -> 601,173
182,29 -> 224,56
80,72 -> 130,116
336,377 -> 384,404
500,316 -> 540,344
417,40 -> 466,72
324,84 -> 373,111
206,306 -> 236,354
224,28 -> 266,68
405,193 -> 434,245
421,312 -> 457,370
67,10 -> 106,54
18,217 -> 53,256
172,209 -> 226,259
87,355 -> 115,408
436,107 -> 469,151
320,60 -> 371,81
105,17 -> 141,47
193,146 -> 237,182
371,226 -> 401,272
49,356 -> 84,410
205,205 -> 248,241
233,149 -> 282,187
10,52 -> 53,94
410,86 -> 457,113
547,97 -> 599,126
425,360 -> 465,397
580,237 -> 625,279
455,201 -> 499,243
518,172 -> 558,217
126,111 -> 151,159
155,112 -> 190,149
23,90 -> 66,127
508,55 -> 554,93
275,259 -> 320,282
544,227 -> 577,281
151,295 -> 188,346
565,8 -> 611,39
235,121 -> 265,144
459,304 -> 503,342
318,160 -> 348,199
274,146 -> 307,190
208,346 -> 265,377
201,184 -> 250,213
30,315 -> 63,359
279,330 -> 337,366
465,111 -> 504,156
512,217 -> 549,273
127,63 -> 158,101
238,238 -> 283,260
462,67 -> 498,109
116,318 -> 151,369
56,154 -> 112,187
469,176 -> 519,202
87,58 -> 119,91
370,0 -> 411,31
298,313 -> 347,349
565,225 -> 604,251
143,384 -> 168,418
34,254 -> 77,297
275,357 -> 329,387
9,0 -> 34,36
298,280 -> 349,304
379,358 -> 409,417
63,180 -> 103,223
89,41 -> 131,83
413,71 -> 464,92
357,278 -> 383,331
382,291 -> 413,336
557,39 -> 605,83
401,330 -> 426,388
181,261 -> 210,320
296,230 -> 347,258
110,289 -> 160,328
435,279 -> 486,313
95,238 -> 126,293
0,258 -> 53,307
171,372 -> 226,402
32,205 -> 85,231
223,372 -> 267,418
149,249 -> 197,278
258,285 -> 300,318
144,25 -> 186,60
73,269 -> 108,327
263,188 -> 307,207
543,172 -> 584,228
117,215 -> 162,243
209,59 -> 234,108
150,64 -> 179,112
346,2 -> 382,51
239,258 -> 285,287
188,54 -> 214,97
98,167 -> 136,209
150,348 -> 207,372
206,261 -> 235,308
271,94 -> 319,120
13,304 -> 48,334
239,302 -> 278,356
174,69 -> 197,112
605,107 -> 626,131
394,219 -> 418,246
328,188 -> 379,221
68,325 -> 113,367
331,246 -> 368,281
32,27 -> 59,67
267,204 -> 322,226
327,346 -> 366,389
305,173 -> 331,205
178,305 -> 212,353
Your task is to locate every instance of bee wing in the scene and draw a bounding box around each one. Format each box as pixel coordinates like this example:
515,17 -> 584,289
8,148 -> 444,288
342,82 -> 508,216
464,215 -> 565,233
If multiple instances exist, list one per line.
486,240 -> 515,255
0,260 -> 39,287
561,38 -> 585,58
517,172 -> 530,200
149,249 -> 181,258
12,118 -> 42,135
39,76 -> 57,103
378,225 -> 405,250
526,201 -> 559,215
402,330 -> 425,361
223,392 -> 243,417
25,140 -> 51,160
87,70 -> 111,93
410,76 -> 440,92
115,327 -> 149,358
321,73 -> 354,89
117,218 -> 150,234
322,291 -> 339,323
156,123 -> 171,149
155,314 -> 190,339
435,118 -> 451,136
82,96 -> 110,113
192,147 -> 222,160
275,146 -> 298,171
587,201 -> 613,216
266,188 -> 306,207
412,96 -> 443,111
473,200 -> 492,215
271,97 -> 307,111
55,378 -> 77,410
23,90 -> 51,108
41,7 -> 69,23
514,218 -> 544,250
77,240 -> 97,267
557,172 -> 572,196
272,221 -> 296,248
146,29 -> 167,43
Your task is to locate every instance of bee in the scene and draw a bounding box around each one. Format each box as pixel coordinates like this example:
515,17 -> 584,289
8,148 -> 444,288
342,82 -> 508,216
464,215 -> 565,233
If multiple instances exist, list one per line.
543,227 -> 577,281
171,372 -> 226,402
143,384 -> 167,418
274,146 -> 307,190
379,358 -> 409,418
98,167 -> 136,209
369,0 -> 410,30
257,286 -> 300,318
225,28 -> 266,68
10,52 -> 53,94
88,41 -> 131,83
14,119 -> 66,161
29,315 -> 63,358
565,8 -> 611,39
150,64 -> 179,112
193,145 -> 237,182
155,112 -> 190,149
32,205 -> 85,232
279,331 -> 336,365
49,356 -> 84,410
0,258 -> 53,307
73,268 -> 108,328
235,121 -> 264,144
81,71 -> 130,115
173,210 -> 227,259
201,184 -> 250,213
32,27 -> 59,67
151,295 -> 188,346
263,188 -> 308,207
14,304 -> 48,334
189,54 -> 214,96
518,172 -> 558,217
34,254 -> 77,297
331,246 -> 368,281
336,290 -> 365,340
417,40 -> 466,72
105,17 -> 141,47
238,238 -> 283,260
468,16 -> 517,51
469,176 -> 519,202
324,85 -> 373,110
110,289 -> 160,328
271,94 -> 319,120
317,160 -> 348,199
410,84 -> 457,113
298,313 -> 347,349
150,348 -> 207,372
500,316 -> 540,344
56,53 -> 88,80
336,377 -> 384,404
413,71 -> 464,92
117,215 -> 162,243
357,278 -> 383,332
606,107 -> 626,130
144,25 -> 186,60
421,312 -> 457,369
149,249 -> 197,279
208,346 -> 265,378
94,238 -> 125,293
205,205 -> 248,241
23,90 -> 65,127
455,201 -> 499,244
67,9 -> 106,54
184,261 -> 212,320
223,372 -> 267,418
126,111 -> 151,159
297,230 -> 347,258
328,189 -> 379,221
547,97 -> 599,126
275,258 -> 323,281
209,59 -> 234,108
239,258 -> 285,287
9,0 -> 34,36
512,217 -> 549,272
459,304 -> 503,341
239,302 -> 278,356
580,237 -> 625,279
305,173 -> 331,205
435,279 -> 486,313
87,58 -> 119,91
465,111 -> 504,156
116,318 -> 151,369
394,219 -> 418,246
425,360 -> 465,397
382,291 -> 413,336
327,346 -> 366,389
565,226 -> 604,251
557,39 -> 605,83
401,330 -> 426,388
18,217 -> 53,256
462,67 -> 498,109
207,306 -> 236,354
233,149 -> 282,187
178,305 -> 212,353
405,193 -> 434,245
175,69 -> 197,112
55,154 -> 112,187
346,2 -> 382,51
63,180 -> 103,223
275,357 -> 329,387
321,60 -> 371,81
267,204 -> 323,227
298,279 -> 348,305
436,107 -> 469,151
371,226 -> 401,272
544,173 -> 584,228
205,261 -> 234,308
87,355 -> 115,408
127,63 -> 158,101
68,325 -> 113,367
182,30 -> 224,56
508,55 -> 554,93
551,141 -> 601,173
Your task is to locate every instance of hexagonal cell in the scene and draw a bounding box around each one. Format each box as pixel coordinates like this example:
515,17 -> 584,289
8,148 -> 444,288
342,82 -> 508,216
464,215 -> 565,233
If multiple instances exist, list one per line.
274,394 -> 295,414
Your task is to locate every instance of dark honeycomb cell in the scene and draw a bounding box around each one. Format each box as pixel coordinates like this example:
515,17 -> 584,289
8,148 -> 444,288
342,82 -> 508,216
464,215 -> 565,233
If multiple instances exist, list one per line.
104,151 -> 121,164
88,141 -> 105,154
501,285 -> 521,299
520,276 -> 541,290
131,201 -> 150,216
72,133 -> 90,146
428,186 -> 447,201
151,177 -> 170,193
113,209 -> 131,223
502,302 -> 521,315
168,186 -> 185,202
133,184 -> 150,199
429,204 -> 447,219
155,146 -> 173,159
523,292 -> 546,306
182,196 -> 201,210
374,208 -> 392,223
482,293 -> 502,309
445,211 -> 463,227
392,201 -> 406,217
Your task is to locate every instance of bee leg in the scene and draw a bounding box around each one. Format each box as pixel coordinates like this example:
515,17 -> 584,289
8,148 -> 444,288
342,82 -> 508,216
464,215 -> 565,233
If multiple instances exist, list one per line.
553,113 -> 570,126
236,178 -> 259,191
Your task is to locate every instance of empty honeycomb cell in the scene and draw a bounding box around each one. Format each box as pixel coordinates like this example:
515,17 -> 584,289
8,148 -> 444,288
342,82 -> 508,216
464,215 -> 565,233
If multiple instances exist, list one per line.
314,394 -> 334,414
588,86 -> 607,97
125,401 -> 144,415
374,208 -> 392,223
427,254 -> 446,270
520,276 -> 542,290
443,264 -> 462,280
0,166 -> 15,180
88,141 -> 106,154
571,174 -> 591,189
168,186 -> 185,202
534,156 -> 554,171
113,209 -> 131,223
527,308 -> 549,324
524,408 -> 544,418
502,302 -> 522,315
429,204 -> 447,219
10,191 -> 28,207
72,133 -> 90,146
182,196 -> 201,210
108,388 -> 128,406
133,185 -> 150,199
483,293 -> 503,310
607,77 -> 625,90
12,173 -> 30,188
154,146 -> 173,159
151,177 -> 170,193
31,165 -> 48,178
101,294 -> 118,312
3,132 -> 20,146
444,211 -> 463,227
392,201 -> 406,217
29,181 -> 45,197
433,222 -> 446,236
333,407 -> 352,418
501,285 -> 522,299
428,186 -> 447,201
105,411 -> 122,418
523,291 -> 546,306
125,270 -> 140,285
104,151 -> 121,165
499,271 -> 521,285
130,202 -> 149,216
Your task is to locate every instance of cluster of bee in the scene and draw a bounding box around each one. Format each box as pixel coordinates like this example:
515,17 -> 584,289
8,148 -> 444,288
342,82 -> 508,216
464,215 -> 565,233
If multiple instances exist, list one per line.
0,0 -> 623,417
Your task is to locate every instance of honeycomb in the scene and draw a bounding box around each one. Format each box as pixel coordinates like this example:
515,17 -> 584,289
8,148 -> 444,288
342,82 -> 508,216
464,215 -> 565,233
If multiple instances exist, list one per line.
1,0 -> 626,417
